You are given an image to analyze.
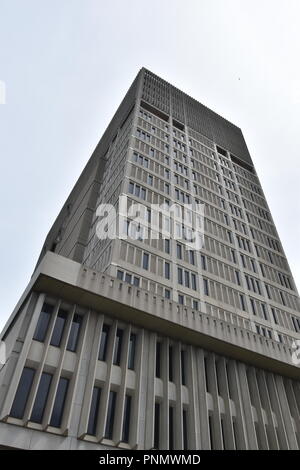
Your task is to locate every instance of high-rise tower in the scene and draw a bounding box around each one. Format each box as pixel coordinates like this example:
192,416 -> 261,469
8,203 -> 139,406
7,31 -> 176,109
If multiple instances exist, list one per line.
0,69 -> 299,450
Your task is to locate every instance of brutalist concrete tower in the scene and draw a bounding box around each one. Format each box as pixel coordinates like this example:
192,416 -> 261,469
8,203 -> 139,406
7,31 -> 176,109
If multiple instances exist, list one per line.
0,68 -> 299,450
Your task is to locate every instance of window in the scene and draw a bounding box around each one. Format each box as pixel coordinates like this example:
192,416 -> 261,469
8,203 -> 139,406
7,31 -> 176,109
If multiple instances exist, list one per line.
30,372 -> 52,423
143,253 -> 149,270
50,309 -> 68,347
169,406 -> 174,450
128,333 -> 136,370
165,262 -> 170,279
178,267 -> 183,285
125,273 -> 132,284
240,294 -> 246,311
203,279 -> 209,296
147,174 -> 153,186
183,409 -> 188,450
10,367 -> 35,419
113,329 -> 123,366
181,350 -> 186,385
50,377 -> 69,428
165,289 -> 171,299
201,255 -> 206,270
192,300 -> 198,310
67,314 -> 82,352
99,324 -> 110,361
189,251 -> 195,265
117,270 -> 123,280
122,395 -> 132,443
164,239 -> 170,254
156,342 -> 161,378
177,243 -> 182,259
105,391 -> 117,439
133,276 -> 140,287
191,273 -> 197,290
169,346 -> 173,381
87,387 -> 101,436
154,403 -> 160,449
33,303 -> 53,342
178,294 -> 184,305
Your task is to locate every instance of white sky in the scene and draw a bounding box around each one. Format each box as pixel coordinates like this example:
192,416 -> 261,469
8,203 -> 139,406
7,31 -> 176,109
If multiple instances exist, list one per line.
0,0 -> 299,332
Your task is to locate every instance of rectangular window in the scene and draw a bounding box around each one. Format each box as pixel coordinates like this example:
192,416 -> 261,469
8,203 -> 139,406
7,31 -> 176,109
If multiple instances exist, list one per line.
203,279 -> 209,296
181,350 -> 186,385
50,309 -> 68,347
99,324 -> 110,361
154,403 -> 160,449
165,289 -> 171,299
33,303 -> 53,342
178,267 -> 183,285
191,273 -> 197,290
30,372 -> 52,423
177,243 -> 182,259
169,406 -> 174,450
240,294 -> 246,311
201,255 -> 206,270
122,395 -> 132,443
143,253 -> 149,270
165,262 -> 170,279
50,377 -> 69,428
105,391 -> 117,439
87,386 -> 101,436
169,346 -> 173,382
184,270 -> 190,288
183,409 -> 188,450
156,342 -> 161,378
117,270 -> 123,280
10,367 -> 35,419
164,239 -> 170,254
113,329 -> 123,366
67,314 -> 82,352
128,333 -> 136,370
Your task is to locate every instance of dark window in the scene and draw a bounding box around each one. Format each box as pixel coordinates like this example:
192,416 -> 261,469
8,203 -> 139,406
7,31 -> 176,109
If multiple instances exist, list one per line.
122,395 -> 132,443
117,270 -> 123,280
169,346 -> 173,382
177,243 -> 182,259
181,350 -> 186,385
154,403 -> 160,449
178,267 -> 183,284
30,372 -> 52,423
133,276 -> 140,287
165,289 -> 171,299
113,329 -> 123,365
183,409 -> 188,450
156,342 -> 161,378
165,262 -> 170,279
67,314 -> 82,352
50,309 -> 68,347
203,279 -> 209,296
164,239 -> 170,254
143,253 -> 149,270
105,391 -> 117,439
99,324 -> 110,361
10,367 -> 35,419
178,294 -> 184,305
87,387 -> 101,436
50,377 -> 69,427
33,303 -> 53,342
169,406 -> 174,450
128,333 -> 136,370
240,294 -> 246,311
191,273 -> 197,291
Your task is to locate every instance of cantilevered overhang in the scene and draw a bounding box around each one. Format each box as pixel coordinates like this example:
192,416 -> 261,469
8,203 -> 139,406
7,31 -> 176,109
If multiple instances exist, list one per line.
2,252 -> 300,380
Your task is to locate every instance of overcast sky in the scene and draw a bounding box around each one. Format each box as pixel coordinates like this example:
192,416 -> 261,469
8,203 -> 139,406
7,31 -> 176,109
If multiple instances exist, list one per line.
0,0 -> 299,332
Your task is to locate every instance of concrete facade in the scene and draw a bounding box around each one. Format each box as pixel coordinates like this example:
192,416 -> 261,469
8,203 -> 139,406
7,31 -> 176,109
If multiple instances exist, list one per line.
0,69 -> 299,449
